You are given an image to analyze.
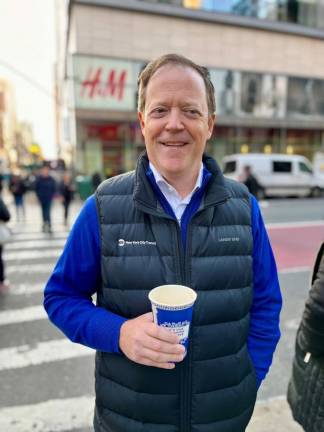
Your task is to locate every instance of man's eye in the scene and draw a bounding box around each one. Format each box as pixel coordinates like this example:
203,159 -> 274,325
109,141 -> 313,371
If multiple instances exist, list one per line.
150,108 -> 167,117
185,109 -> 199,117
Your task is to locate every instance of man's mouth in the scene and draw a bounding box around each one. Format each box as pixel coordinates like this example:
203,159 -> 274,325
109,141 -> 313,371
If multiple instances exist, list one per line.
160,142 -> 187,147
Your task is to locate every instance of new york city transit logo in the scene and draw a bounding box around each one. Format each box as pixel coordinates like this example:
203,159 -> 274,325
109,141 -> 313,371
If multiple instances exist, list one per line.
80,67 -> 127,101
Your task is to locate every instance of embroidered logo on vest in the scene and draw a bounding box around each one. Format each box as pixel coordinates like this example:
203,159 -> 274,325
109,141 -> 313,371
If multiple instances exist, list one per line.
118,238 -> 157,247
218,237 -> 240,242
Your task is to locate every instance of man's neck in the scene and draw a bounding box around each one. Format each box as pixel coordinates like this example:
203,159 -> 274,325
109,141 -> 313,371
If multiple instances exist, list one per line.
165,174 -> 198,199
150,163 -> 202,199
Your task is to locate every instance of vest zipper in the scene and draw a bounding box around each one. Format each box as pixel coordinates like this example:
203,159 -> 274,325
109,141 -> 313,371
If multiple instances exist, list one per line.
181,222 -> 193,432
139,193 -> 230,431
180,199 -> 229,432
170,219 -> 188,432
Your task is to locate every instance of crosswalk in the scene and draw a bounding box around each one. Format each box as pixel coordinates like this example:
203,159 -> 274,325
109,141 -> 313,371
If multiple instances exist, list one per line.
0,197 -> 95,432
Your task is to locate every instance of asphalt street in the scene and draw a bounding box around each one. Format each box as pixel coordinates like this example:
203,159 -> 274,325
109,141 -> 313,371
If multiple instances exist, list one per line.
0,194 -> 322,431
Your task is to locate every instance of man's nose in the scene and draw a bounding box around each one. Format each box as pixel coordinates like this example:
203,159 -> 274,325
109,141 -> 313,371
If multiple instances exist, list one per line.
165,108 -> 184,131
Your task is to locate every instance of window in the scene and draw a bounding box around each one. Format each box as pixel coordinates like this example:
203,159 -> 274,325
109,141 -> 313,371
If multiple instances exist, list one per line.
223,161 -> 236,173
299,162 -> 313,174
273,161 -> 292,173
287,77 -> 324,117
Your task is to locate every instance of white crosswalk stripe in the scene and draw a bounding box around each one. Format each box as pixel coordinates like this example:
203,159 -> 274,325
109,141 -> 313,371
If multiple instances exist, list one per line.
0,200 -> 97,432
6,239 -> 66,250
0,305 -> 46,326
6,263 -> 55,275
9,232 -> 68,240
0,396 -> 94,432
4,249 -> 61,261
0,339 -> 94,371
9,283 -> 45,295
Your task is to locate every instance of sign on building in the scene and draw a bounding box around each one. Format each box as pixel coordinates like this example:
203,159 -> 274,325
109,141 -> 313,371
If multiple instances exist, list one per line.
72,55 -> 143,111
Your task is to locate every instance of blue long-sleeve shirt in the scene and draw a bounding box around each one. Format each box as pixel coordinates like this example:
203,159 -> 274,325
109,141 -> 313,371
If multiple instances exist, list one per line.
44,187 -> 282,387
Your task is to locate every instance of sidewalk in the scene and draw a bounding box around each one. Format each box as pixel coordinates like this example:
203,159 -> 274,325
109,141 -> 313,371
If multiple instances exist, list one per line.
247,397 -> 303,432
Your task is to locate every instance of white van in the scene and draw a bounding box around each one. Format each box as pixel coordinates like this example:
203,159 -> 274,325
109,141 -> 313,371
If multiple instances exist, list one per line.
222,153 -> 324,198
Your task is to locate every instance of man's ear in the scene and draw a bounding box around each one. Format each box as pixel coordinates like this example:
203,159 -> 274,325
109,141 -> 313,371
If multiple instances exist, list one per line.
138,111 -> 145,135
207,113 -> 216,139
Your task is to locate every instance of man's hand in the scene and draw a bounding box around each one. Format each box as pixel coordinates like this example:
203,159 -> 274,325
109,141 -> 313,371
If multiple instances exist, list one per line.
119,312 -> 185,369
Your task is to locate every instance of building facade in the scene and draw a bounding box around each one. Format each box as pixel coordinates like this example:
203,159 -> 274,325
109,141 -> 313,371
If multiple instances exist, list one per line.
0,79 -> 19,172
60,0 -> 324,177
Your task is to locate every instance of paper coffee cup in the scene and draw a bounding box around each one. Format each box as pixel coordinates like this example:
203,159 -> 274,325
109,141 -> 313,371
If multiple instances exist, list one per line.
148,284 -> 197,352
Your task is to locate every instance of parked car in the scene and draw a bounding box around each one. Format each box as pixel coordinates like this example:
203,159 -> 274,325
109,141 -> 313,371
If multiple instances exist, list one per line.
222,153 -> 324,198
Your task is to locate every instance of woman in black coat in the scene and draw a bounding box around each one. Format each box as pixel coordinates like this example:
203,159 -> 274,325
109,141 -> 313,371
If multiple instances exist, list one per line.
287,243 -> 324,432
0,186 -> 11,293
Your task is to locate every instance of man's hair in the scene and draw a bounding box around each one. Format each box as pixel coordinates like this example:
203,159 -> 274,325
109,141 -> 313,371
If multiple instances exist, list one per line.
137,53 -> 216,115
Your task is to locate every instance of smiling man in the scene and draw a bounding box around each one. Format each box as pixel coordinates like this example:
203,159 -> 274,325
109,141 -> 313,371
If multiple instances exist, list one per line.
138,62 -> 215,197
44,54 -> 282,432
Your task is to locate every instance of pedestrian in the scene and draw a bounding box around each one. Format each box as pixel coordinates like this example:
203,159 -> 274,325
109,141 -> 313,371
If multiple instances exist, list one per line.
243,165 -> 263,199
91,172 -> 102,191
35,165 -> 56,233
0,183 -> 11,293
287,242 -> 324,431
44,54 -> 282,432
9,172 -> 27,221
59,172 -> 75,226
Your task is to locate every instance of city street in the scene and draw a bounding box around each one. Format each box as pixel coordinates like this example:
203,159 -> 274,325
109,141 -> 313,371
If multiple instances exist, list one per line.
0,194 -> 323,431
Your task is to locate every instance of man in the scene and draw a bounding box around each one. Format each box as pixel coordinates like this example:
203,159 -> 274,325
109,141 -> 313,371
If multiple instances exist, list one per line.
35,165 -> 56,233
243,165 -> 263,200
44,54 -> 282,432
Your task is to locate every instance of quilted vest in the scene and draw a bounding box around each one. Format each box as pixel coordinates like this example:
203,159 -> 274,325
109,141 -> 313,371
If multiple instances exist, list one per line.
94,153 -> 257,432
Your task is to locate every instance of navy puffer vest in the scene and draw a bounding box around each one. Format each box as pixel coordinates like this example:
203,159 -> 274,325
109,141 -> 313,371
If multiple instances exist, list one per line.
94,153 -> 257,432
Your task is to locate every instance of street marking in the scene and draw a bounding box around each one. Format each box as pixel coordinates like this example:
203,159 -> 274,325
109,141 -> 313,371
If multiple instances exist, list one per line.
0,339 -> 94,371
267,220 -> 324,229
6,239 -> 66,250
10,283 -> 45,295
284,318 -> 300,330
9,232 -> 68,241
0,299 -> 95,324
258,200 -> 269,208
279,266 -> 311,274
256,395 -> 286,404
0,396 -> 94,431
6,263 -> 54,276
0,305 -> 46,326
4,249 -> 61,261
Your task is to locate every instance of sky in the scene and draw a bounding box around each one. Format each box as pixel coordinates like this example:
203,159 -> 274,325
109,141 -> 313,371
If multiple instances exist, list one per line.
0,0 -> 57,158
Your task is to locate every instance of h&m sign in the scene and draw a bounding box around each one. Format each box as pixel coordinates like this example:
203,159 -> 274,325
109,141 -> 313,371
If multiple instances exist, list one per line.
72,56 -> 143,111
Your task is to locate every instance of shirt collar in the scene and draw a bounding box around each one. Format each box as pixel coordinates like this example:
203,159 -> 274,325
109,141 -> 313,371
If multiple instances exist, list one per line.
149,161 -> 204,202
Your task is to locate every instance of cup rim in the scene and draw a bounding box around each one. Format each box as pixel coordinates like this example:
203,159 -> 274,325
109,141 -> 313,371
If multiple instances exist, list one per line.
148,284 -> 197,308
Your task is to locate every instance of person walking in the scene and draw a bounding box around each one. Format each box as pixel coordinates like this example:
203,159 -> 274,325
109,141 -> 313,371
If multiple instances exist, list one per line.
35,165 -> 56,233
91,172 -> 102,191
0,184 -> 11,293
44,54 -> 282,432
242,165 -> 263,200
287,242 -> 324,431
9,173 -> 27,221
59,172 -> 75,226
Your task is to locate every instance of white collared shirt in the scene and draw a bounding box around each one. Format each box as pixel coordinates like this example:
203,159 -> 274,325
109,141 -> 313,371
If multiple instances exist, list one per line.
149,162 -> 203,225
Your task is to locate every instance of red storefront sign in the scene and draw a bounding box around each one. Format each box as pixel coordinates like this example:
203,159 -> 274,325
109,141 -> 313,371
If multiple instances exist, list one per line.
73,56 -> 141,111
80,68 -> 127,101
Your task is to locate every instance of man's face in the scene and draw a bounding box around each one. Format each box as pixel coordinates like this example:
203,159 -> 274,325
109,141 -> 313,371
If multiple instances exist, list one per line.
41,167 -> 50,177
138,65 -> 215,182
